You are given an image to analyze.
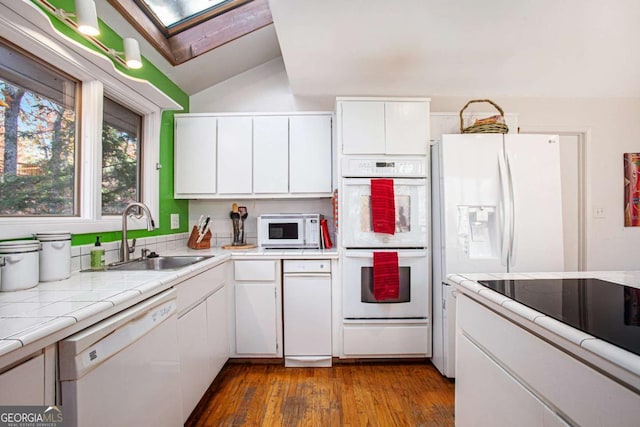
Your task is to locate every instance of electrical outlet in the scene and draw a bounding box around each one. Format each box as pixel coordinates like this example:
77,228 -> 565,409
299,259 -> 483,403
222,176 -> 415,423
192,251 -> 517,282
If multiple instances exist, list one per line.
170,213 -> 180,229
594,207 -> 606,219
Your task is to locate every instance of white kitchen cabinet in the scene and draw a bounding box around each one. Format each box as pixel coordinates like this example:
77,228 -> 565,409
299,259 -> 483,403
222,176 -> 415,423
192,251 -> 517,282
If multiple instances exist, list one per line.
175,263 -> 229,422
456,293 -> 640,426
253,116 -> 289,194
178,301 -> 210,421
340,101 -> 385,154
456,333 -> 548,427
174,116 -> 217,197
0,353 -> 45,405
207,285 -> 228,378
338,98 -> 430,155
233,260 -> 282,357
217,116 -> 253,194
173,113 -> 332,198
384,101 -> 430,155
289,115 -> 332,194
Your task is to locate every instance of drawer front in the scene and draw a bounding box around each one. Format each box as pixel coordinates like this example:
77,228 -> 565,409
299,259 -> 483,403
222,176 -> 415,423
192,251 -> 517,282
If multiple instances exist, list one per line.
458,294 -> 640,426
176,264 -> 226,314
342,324 -> 428,356
234,260 -> 276,281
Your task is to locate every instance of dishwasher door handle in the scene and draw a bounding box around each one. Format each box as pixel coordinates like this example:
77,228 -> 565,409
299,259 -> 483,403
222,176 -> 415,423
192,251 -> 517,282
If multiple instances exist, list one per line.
284,273 -> 331,278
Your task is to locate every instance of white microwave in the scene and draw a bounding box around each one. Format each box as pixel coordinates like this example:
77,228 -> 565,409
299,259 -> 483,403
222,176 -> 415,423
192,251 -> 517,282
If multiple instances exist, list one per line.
257,214 -> 322,249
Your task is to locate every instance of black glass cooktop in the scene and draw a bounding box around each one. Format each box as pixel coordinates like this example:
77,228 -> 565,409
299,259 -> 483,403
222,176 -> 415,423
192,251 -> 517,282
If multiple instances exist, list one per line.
478,278 -> 640,356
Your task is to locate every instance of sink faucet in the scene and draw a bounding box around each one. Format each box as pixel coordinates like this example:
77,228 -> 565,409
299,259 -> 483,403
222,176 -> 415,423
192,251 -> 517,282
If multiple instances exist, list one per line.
120,202 -> 155,262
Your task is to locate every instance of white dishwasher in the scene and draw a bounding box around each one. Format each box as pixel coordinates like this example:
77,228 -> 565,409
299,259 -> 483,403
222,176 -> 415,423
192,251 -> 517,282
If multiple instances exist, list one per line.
59,289 -> 182,427
283,259 -> 332,367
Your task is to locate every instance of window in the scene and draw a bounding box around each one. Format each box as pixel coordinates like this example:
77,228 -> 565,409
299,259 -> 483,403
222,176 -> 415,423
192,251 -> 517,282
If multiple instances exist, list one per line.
135,0 -> 251,35
102,97 -> 142,215
0,3 -> 177,240
0,40 -> 79,216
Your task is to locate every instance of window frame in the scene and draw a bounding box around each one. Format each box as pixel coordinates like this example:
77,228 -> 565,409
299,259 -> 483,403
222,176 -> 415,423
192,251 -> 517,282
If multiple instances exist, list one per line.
0,2 -> 175,239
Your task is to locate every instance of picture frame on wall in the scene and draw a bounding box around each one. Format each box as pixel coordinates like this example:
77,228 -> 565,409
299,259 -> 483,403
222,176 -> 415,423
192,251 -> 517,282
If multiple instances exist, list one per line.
624,153 -> 640,226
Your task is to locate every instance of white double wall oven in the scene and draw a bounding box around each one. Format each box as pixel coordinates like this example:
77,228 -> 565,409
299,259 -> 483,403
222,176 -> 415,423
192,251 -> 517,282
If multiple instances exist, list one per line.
340,157 -> 431,357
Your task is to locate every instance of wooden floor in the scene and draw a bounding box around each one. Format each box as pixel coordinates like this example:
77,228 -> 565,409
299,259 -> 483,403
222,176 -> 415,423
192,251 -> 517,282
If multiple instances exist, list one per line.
187,360 -> 455,427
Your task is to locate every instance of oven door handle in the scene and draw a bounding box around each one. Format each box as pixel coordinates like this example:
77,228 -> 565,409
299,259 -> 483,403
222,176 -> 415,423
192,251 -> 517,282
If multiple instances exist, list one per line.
343,250 -> 428,259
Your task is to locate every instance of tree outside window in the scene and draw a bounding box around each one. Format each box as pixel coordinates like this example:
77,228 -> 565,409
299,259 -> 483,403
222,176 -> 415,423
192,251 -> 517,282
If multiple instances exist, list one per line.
102,96 -> 142,215
0,41 -> 77,216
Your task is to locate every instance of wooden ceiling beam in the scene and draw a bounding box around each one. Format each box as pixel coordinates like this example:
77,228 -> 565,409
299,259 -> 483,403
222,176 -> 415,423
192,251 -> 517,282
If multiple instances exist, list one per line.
106,0 -> 273,66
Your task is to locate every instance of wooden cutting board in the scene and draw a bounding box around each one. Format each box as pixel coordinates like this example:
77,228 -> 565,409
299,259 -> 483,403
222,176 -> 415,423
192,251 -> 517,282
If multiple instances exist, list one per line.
221,244 -> 257,250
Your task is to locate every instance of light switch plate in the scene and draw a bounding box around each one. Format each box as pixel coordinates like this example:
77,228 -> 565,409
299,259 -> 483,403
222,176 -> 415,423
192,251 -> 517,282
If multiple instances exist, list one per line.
170,213 -> 180,229
594,207 -> 606,218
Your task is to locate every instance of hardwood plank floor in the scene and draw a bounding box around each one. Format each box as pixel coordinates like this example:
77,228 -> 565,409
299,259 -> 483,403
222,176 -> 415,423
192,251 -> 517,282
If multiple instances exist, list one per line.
187,361 -> 455,427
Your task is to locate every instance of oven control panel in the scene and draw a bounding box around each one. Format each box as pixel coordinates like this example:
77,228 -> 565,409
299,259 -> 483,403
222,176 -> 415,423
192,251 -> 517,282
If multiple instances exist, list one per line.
341,157 -> 426,177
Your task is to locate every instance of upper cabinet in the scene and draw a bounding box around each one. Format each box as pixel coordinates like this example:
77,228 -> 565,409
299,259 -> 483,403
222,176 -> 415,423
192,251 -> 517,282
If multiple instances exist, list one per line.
174,113 -> 333,199
289,115 -> 332,194
338,97 -> 430,155
174,116 -> 217,195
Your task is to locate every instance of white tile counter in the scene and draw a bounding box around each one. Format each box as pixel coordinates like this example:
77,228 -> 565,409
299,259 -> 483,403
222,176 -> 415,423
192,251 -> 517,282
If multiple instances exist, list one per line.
0,246 -> 337,366
449,271 -> 640,392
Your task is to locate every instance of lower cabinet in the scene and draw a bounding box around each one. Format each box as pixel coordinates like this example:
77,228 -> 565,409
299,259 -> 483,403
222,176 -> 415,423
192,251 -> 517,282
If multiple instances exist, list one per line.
0,353 -> 45,405
456,333 -> 568,427
232,260 -> 282,357
176,264 -> 229,422
457,293 -> 640,427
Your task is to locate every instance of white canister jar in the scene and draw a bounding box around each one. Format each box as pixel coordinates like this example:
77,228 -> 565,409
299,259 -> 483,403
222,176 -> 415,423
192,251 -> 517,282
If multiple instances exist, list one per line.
0,240 -> 41,291
35,231 -> 71,282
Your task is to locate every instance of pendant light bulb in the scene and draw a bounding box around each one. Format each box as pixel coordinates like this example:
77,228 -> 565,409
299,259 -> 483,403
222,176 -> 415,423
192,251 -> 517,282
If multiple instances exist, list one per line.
123,38 -> 143,69
75,0 -> 99,36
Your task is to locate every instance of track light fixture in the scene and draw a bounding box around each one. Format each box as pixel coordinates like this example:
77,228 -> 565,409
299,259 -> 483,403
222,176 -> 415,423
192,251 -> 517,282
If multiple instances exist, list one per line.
73,0 -> 99,36
108,38 -> 143,69
33,0 -> 144,69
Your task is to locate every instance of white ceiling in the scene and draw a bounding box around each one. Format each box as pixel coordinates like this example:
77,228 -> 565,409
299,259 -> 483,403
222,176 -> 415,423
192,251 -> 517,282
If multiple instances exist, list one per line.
269,0 -> 640,98
99,0 -> 640,98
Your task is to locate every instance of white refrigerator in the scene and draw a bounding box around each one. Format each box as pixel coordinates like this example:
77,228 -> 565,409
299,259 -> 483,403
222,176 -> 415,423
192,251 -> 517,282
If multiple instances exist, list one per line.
431,133 -> 565,378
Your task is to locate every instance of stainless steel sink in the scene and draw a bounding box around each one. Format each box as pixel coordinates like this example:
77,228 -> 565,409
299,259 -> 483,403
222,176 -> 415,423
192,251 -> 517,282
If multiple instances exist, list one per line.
106,255 -> 214,271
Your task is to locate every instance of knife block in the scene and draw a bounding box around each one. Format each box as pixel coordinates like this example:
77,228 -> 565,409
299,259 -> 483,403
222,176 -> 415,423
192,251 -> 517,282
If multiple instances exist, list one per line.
187,225 -> 212,249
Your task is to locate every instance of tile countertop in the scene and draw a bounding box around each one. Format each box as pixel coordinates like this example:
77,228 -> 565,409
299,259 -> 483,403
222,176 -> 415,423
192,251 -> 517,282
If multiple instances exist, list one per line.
449,271 -> 640,393
0,247 -> 338,364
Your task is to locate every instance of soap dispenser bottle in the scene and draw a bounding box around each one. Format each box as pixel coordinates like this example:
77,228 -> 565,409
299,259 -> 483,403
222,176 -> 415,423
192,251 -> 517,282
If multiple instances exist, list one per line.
90,236 -> 105,270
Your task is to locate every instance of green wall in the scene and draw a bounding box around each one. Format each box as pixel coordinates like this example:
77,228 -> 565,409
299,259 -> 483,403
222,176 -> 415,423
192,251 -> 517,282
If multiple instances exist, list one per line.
32,0 -> 189,246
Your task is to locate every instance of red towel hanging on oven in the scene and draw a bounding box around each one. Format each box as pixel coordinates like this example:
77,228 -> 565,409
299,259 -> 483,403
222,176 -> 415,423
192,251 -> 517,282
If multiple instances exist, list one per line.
373,251 -> 400,300
371,178 -> 395,234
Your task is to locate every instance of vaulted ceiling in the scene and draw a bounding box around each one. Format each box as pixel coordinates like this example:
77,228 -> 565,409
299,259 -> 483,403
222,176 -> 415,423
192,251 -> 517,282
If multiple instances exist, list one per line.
100,0 -> 640,98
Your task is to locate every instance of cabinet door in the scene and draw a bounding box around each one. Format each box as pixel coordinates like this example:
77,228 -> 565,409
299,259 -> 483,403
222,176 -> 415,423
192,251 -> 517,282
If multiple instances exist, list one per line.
340,101 -> 385,154
289,115 -> 332,193
235,282 -> 277,355
456,333 -> 546,427
217,116 -> 253,194
207,286 -> 229,379
174,117 -> 217,195
385,101 -> 429,155
253,116 -> 289,194
178,303 -> 211,421
0,354 -> 44,405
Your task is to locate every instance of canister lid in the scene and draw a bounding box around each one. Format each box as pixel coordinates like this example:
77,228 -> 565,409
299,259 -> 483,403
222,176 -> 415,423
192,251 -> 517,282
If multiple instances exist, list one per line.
34,231 -> 71,242
0,240 -> 41,253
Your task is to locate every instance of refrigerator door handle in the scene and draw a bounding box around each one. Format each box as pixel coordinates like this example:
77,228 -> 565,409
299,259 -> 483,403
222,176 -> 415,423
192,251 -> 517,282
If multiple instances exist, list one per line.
505,150 -> 516,266
498,151 -> 511,267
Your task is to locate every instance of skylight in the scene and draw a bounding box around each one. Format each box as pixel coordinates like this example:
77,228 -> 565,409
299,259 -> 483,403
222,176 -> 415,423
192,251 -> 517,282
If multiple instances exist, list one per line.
136,0 -> 251,35
109,0 -> 271,65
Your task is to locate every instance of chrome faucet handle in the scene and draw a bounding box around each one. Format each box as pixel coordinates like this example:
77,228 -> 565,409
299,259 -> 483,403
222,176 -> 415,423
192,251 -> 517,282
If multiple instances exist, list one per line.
128,238 -> 137,254
141,248 -> 150,259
